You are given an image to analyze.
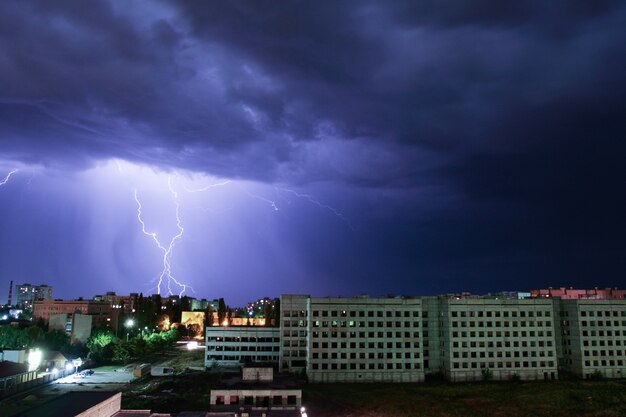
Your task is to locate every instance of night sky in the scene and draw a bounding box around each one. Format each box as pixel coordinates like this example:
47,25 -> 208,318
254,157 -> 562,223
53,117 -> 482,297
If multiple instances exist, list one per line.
0,1 -> 625,306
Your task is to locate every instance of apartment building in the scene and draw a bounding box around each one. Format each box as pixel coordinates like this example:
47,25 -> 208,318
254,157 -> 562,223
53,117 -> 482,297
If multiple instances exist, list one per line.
14,283 -> 53,309
204,293 -> 626,383
437,298 -> 558,381
556,299 -> 626,379
281,295 -> 424,382
205,327 -> 281,367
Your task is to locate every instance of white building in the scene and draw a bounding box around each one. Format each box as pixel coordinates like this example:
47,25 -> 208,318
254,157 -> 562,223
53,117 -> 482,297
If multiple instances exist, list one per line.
204,293 -> 626,383
205,327 -> 280,367
437,298 -> 558,381
281,295 -> 425,382
556,299 -> 626,379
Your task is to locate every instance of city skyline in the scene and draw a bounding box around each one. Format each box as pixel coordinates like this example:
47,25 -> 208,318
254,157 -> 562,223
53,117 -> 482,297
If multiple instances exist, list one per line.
1,1 -> 625,306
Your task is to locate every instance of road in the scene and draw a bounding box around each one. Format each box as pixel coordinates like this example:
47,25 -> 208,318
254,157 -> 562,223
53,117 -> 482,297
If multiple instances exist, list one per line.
54,366 -> 134,385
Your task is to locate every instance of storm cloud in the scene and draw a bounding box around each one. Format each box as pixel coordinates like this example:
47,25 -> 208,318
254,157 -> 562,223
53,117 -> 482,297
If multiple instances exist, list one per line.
0,1 -> 624,303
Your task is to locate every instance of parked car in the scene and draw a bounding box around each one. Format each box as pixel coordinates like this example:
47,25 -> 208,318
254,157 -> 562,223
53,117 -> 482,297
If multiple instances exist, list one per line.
74,369 -> 94,378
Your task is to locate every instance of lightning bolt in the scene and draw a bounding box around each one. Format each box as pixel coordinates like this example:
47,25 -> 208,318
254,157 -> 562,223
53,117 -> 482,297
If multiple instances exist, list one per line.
0,169 -> 18,186
184,179 -> 232,193
276,187 -> 354,230
242,187 -> 279,211
133,177 -> 192,296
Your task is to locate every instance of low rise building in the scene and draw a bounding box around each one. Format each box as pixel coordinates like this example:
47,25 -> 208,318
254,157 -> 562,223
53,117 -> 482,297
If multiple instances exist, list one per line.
206,327 -> 281,367
33,299 -> 117,332
532,288 -> 626,300
210,366 -> 302,411
0,361 -> 38,395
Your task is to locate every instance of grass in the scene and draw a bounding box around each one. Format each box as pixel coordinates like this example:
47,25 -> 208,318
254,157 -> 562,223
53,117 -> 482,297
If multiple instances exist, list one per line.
121,371 -> 222,413
119,369 -> 626,417
303,379 -> 626,417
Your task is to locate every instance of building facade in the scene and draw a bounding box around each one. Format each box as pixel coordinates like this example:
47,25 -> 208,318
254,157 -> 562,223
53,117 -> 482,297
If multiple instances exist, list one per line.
278,295 -> 573,382
205,327 -> 281,367
280,295 -> 425,382
14,283 -> 52,309
556,299 -> 626,379
33,299 -> 117,332
532,287 -> 626,300
437,298 -> 558,381
202,293 -> 626,383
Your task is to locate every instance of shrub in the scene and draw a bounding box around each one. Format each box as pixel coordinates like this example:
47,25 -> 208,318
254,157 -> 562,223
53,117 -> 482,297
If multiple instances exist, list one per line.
481,368 -> 493,381
589,370 -> 603,380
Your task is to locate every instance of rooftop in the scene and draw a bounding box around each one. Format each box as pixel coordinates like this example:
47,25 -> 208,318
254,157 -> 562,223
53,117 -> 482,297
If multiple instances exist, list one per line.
11,391 -> 119,417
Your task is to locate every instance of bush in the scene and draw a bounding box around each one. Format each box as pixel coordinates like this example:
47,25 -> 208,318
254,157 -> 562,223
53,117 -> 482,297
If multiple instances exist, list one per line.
509,373 -> 521,382
589,370 -> 604,380
481,368 -> 493,381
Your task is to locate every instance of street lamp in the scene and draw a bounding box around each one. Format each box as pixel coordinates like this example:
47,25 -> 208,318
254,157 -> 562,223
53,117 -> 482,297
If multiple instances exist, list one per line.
125,318 -> 135,341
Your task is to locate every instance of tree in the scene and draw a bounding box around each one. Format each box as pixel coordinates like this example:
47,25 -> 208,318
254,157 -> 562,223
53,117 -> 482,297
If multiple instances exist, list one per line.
180,296 -> 191,312
26,326 -> 45,347
206,305 -> 215,327
217,298 -> 227,325
112,341 -> 133,363
263,303 -> 272,326
0,326 -> 28,348
86,330 -> 117,361
42,329 -> 70,351
271,298 -> 280,327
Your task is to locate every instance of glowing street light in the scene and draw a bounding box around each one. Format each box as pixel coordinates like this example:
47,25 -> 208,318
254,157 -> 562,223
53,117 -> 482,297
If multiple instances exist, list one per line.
125,318 -> 135,341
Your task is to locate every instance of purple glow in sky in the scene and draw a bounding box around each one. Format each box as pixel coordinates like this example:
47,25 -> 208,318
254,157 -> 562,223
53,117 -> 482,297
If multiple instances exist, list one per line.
1,1 -> 625,305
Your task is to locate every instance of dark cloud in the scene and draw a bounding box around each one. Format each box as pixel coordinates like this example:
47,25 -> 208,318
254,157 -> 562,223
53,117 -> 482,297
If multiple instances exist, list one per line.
0,1 -> 625,300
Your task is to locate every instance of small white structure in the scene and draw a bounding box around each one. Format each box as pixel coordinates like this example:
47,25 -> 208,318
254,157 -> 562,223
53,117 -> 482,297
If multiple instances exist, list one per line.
0,349 -> 27,364
150,366 -> 174,377
210,366 -> 301,410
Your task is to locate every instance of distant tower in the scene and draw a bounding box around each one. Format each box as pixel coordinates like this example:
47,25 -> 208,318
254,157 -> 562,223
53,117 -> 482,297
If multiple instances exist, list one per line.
8,280 -> 13,305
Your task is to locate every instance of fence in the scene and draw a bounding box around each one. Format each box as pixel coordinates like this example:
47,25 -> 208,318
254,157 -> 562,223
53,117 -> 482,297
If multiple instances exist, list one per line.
0,366 -> 82,398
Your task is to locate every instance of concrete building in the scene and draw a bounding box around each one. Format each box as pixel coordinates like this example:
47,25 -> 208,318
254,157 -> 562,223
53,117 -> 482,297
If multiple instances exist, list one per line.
436,298 -> 558,381
33,299 -> 117,332
279,294 -> 562,382
0,349 -> 27,364
210,366 -> 302,411
532,287 -> 626,300
556,299 -> 626,379
14,284 -> 52,309
203,293 -> 626,383
49,313 -> 94,343
281,295 -> 425,382
93,292 -> 138,314
206,327 -> 281,367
